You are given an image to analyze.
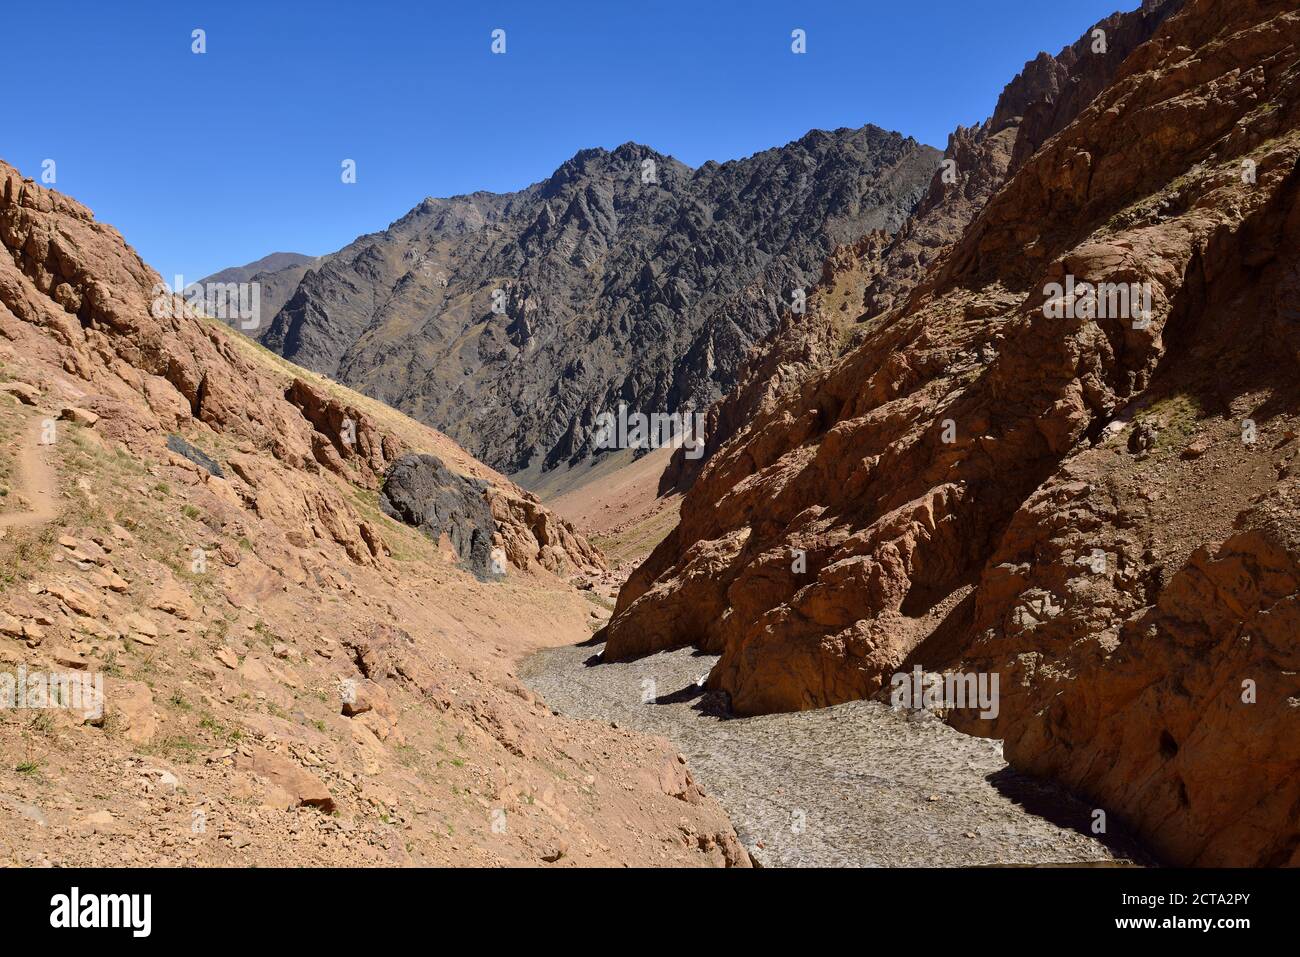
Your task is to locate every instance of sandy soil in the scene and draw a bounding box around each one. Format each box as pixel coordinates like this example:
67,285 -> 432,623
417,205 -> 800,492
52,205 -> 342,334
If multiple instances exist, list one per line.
546,446 -> 681,569
0,413 -> 58,530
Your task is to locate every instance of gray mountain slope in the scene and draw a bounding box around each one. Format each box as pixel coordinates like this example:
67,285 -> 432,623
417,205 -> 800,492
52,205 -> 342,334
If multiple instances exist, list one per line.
249,126 -> 941,477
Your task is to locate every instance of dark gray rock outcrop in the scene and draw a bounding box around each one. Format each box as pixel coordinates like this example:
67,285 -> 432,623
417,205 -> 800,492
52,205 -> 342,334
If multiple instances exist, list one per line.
166,434 -> 224,478
379,453 -> 497,579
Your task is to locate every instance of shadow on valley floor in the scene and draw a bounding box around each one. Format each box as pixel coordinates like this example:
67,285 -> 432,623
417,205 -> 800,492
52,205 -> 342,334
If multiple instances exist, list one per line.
985,767 -> 1158,866
524,637 -> 1153,867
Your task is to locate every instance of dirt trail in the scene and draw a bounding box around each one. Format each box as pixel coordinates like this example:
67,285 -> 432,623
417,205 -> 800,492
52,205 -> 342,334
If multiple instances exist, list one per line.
0,414 -> 59,529
523,641 -> 1150,867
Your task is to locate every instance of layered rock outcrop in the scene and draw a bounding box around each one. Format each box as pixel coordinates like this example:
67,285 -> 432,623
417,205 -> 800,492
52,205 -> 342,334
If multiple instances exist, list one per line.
661,0 -> 1185,493
603,0 -> 1300,865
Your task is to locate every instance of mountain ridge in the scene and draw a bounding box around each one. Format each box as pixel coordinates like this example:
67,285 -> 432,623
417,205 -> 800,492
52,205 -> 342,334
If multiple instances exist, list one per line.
220,124 -> 941,478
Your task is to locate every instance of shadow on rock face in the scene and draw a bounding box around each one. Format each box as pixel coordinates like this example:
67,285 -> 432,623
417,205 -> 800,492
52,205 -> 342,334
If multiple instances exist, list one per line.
379,453 -> 498,580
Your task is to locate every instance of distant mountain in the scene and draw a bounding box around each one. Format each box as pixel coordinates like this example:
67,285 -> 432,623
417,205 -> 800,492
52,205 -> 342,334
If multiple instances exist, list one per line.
198,252 -> 319,336
201,251 -> 316,285
242,127 -> 940,478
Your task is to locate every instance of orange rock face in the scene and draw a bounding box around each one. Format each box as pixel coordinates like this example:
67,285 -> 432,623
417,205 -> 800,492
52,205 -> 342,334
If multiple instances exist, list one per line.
0,159 -> 748,869
0,160 -> 603,578
606,0 -> 1300,865
660,1 -> 1181,496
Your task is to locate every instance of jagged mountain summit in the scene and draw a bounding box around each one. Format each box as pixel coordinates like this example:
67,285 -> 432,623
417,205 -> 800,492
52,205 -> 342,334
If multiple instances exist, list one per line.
230,127 -> 940,479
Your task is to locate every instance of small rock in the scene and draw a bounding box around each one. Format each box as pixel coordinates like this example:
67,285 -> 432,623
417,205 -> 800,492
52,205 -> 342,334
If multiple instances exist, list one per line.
122,612 -> 158,639
81,810 -> 117,834
59,406 -> 99,428
0,612 -> 23,638
0,382 -> 39,405
51,646 -> 88,670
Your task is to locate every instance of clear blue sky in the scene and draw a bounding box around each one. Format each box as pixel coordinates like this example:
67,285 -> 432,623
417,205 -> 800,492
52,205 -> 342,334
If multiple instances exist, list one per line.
5,0 -> 1138,281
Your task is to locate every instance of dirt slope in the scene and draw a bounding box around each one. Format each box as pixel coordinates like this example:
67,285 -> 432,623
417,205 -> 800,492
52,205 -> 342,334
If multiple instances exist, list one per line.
0,415 -> 57,530
0,161 -> 748,867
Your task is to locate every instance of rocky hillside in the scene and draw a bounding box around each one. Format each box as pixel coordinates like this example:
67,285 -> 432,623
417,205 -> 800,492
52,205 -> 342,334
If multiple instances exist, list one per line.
602,0 -> 1300,866
241,128 -> 939,477
0,161 -> 749,867
661,0 -> 1185,493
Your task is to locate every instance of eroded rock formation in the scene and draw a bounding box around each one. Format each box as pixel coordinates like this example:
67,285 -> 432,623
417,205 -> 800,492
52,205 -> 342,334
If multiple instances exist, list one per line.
604,0 -> 1300,865
661,0 -> 1185,493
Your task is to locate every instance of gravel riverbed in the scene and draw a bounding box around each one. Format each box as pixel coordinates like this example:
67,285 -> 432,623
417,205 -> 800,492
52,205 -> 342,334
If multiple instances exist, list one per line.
522,640 -> 1146,867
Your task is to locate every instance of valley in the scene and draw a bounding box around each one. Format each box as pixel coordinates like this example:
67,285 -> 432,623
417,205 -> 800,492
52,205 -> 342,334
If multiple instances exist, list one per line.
2,0 -> 1297,881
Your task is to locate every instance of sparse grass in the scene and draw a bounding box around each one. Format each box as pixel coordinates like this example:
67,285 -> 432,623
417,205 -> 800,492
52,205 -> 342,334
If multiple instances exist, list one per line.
581,590 -> 615,612
198,712 -> 242,744
1140,392 -> 1205,452
0,401 -> 25,513
0,523 -> 57,593
145,735 -> 204,763
100,651 -> 123,678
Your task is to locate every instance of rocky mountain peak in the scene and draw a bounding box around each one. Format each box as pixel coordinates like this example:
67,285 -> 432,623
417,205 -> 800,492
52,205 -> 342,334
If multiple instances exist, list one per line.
244,124 -> 941,478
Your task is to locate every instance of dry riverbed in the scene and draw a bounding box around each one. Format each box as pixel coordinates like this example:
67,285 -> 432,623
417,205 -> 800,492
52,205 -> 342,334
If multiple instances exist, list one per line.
522,640 -> 1149,868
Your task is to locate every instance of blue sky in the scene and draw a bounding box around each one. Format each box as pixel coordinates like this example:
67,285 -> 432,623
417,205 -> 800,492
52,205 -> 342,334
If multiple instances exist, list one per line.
5,0 -> 1138,281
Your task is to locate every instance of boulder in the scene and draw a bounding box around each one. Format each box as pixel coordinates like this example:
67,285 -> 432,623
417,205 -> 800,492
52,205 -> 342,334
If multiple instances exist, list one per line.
379,453 -> 497,579
234,749 -> 335,813
58,406 -> 99,427
165,434 -> 224,478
